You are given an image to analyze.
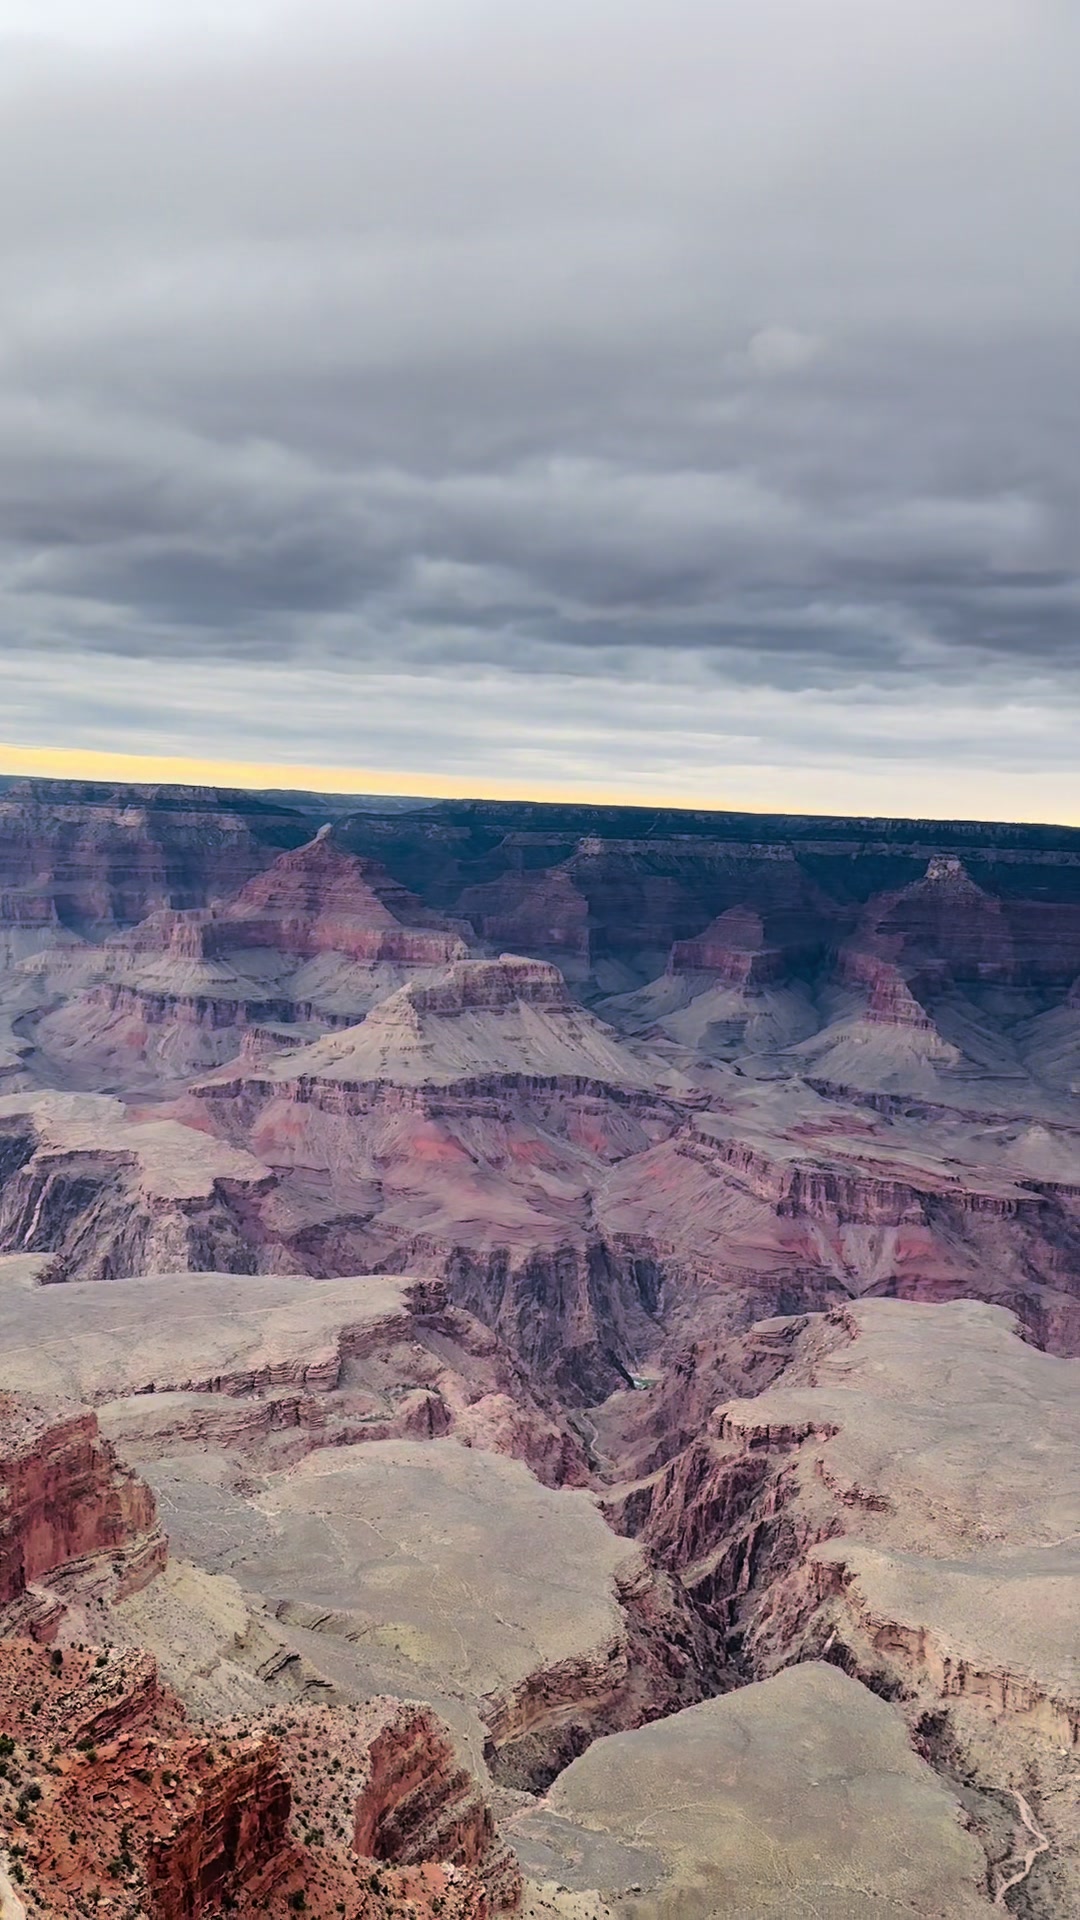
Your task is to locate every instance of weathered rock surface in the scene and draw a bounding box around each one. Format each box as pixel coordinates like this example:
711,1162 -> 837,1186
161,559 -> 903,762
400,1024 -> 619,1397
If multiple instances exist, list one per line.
0,1266 -> 586,1487
136,1436 -> 714,1789
0,779 -> 307,932
510,1661 -> 993,1918
0,1389 -> 164,1623
0,1639 -> 518,1919
603,1299 -> 1080,1913
27,831 -> 471,1094
0,1091 -> 274,1281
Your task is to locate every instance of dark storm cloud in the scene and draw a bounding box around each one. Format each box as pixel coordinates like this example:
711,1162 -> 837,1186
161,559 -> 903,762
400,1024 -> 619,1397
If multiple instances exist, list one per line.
0,0 -> 1078,808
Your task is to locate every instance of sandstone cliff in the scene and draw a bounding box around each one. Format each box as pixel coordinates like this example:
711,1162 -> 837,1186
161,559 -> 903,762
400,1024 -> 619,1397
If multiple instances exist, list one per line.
0,1391 -> 164,1624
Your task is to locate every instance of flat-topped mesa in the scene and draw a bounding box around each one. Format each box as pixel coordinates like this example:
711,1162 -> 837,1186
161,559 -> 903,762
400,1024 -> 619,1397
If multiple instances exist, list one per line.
0,1389 -> 165,1618
606,1298 -> 1080,1901
244,954 -> 659,1093
668,908 -> 789,986
0,1092 -> 277,1284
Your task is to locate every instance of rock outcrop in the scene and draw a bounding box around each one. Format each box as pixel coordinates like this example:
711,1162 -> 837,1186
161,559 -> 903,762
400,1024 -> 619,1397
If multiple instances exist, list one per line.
0,1391 -> 164,1623
131,1434 -> 714,1792
0,1268 -> 587,1488
26,833 -> 471,1095
509,1662 -> 995,1918
0,1642 -> 518,1919
603,1299 -> 1080,1914
0,1092 -> 275,1282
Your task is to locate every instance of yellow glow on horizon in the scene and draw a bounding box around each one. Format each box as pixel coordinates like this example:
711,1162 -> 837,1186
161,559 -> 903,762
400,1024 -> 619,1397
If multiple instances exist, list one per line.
0,741 -> 1076,828
0,741 -> 671,807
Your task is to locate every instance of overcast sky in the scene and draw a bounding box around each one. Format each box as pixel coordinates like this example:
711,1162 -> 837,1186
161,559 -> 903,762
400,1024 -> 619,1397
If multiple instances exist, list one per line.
1,0 -> 1078,819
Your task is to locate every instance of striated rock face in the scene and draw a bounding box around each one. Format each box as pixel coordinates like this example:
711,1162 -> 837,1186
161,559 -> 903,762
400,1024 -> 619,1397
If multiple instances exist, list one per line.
214,829 -> 467,960
0,1643 -> 517,1920
457,867 -> 592,979
0,1391 -> 164,1618
0,1269 -> 588,1490
349,1700 -> 519,1903
668,907 -> 796,986
847,854 -> 1080,990
23,835 -> 471,1099
121,830 -> 469,972
0,1092 -> 275,1283
835,944 -> 936,1028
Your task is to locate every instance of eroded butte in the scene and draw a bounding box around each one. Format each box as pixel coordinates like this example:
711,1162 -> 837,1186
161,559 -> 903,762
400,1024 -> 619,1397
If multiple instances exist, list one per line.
0,781 -> 1077,1916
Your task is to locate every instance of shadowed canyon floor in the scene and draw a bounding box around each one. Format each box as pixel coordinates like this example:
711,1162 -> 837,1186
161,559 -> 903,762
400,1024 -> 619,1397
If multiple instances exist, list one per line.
0,783 -> 1077,1915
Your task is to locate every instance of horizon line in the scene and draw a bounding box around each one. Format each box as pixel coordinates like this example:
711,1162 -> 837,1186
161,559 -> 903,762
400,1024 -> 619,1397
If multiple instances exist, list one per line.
0,742 -> 1077,833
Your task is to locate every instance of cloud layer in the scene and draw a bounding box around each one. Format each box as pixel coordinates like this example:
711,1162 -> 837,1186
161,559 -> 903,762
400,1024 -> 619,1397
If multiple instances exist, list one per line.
1,0 -> 1078,815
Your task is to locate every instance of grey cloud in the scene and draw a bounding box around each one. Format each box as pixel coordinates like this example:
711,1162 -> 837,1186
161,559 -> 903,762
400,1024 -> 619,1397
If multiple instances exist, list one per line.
0,0 -> 1078,807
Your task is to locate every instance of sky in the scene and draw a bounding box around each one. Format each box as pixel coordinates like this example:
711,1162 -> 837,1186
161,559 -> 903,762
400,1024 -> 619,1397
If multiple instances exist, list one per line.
1,0 -> 1078,821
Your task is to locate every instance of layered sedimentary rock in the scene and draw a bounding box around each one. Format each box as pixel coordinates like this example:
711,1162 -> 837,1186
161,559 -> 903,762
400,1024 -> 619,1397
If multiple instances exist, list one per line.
176,956 -> 688,1397
0,1390 -> 164,1621
0,1267 -> 585,1488
0,1092 -> 274,1281
28,831 -> 471,1094
603,1298 -> 1080,1913
669,905 -> 800,986
0,780 -> 307,932
0,784 -> 1079,1914
0,1641 -> 517,1919
457,867 -> 592,980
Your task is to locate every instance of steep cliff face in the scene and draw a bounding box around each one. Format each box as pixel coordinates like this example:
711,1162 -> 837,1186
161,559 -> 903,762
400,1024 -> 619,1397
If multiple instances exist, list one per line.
0,1093 -> 276,1283
835,944 -> 936,1028
668,906 -> 805,986
0,1642 -> 518,1919
216,830 -> 466,958
25,835 -> 473,1096
0,1392 -> 164,1618
457,867 -> 592,979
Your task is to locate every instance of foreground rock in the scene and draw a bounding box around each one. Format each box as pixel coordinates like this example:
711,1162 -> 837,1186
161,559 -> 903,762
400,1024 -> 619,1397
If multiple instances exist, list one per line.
0,1639 -> 519,1919
137,1436 -> 714,1789
510,1662 -> 993,1918
0,1389 -> 165,1634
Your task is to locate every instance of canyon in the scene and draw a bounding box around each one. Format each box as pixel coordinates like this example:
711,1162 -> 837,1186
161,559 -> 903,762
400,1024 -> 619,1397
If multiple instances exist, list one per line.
0,780 -> 1077,1916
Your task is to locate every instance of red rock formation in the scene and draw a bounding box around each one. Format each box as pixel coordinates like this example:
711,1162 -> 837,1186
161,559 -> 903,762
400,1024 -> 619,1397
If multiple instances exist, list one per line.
669,907 -> 793,986
851,856 -> 1015,984
0,1392 -> 164,1618
835,945 -> 935,1028
0,1644 -> 519,1920
121,831 -> 467,970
